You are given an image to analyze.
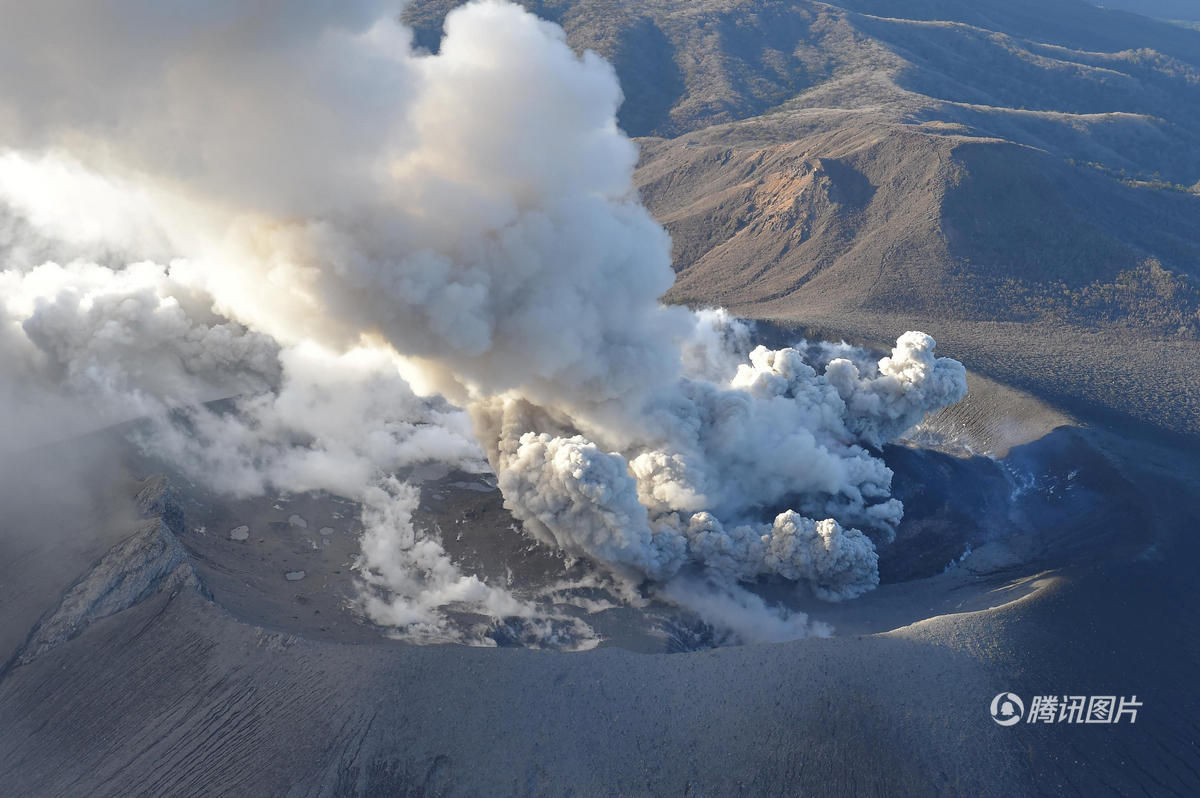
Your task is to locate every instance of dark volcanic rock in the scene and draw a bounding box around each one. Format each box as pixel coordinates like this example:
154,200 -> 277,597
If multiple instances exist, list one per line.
5,478 -> 205,672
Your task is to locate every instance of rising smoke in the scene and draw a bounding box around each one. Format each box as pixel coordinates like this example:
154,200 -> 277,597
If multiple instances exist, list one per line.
0,0 -> 966,645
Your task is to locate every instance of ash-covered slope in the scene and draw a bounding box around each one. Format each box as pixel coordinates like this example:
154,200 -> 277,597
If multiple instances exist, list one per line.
1,416 -> 1197,797
0,453 -> 206,677
5,512 -> 198,671
0,378 -> 1115,660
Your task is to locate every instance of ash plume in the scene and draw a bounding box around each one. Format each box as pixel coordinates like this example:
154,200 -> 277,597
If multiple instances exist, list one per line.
0,0 -> 966,644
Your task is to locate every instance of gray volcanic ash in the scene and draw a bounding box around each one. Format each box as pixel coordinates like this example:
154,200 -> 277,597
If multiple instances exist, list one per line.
0,0 -> 964,644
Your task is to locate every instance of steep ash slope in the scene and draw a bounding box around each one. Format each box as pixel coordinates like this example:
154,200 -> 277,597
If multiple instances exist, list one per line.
1,418 -> 1197,797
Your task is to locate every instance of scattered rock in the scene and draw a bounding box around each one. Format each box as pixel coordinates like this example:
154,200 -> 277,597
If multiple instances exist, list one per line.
230,525 -> 250,541
288,514 -> 308,529
285,570 -> 306,581
134,475 -> 184,533
449,481 -> 497,493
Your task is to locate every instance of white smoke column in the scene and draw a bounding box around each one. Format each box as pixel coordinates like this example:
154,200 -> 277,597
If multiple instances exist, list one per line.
139,343 -> 484,498
0,0 -> 968,642
679,308 -> 756,384
658,578 -> 833,644
0,258 -> 280,451
356,476 -> 598,648
0,0 -> 692,405
125,341 -> 600,648
0,255 -> 592,645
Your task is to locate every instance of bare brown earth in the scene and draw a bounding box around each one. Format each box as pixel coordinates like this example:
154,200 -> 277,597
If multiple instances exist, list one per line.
638,125 -> 1200,442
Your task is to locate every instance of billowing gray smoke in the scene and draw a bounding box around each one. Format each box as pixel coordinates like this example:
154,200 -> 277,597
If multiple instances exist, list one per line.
0,0 -> 966,644
472,312 -> 964,604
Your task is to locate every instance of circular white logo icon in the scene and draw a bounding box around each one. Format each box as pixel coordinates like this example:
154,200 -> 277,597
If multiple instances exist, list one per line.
990,692 -> 1024,726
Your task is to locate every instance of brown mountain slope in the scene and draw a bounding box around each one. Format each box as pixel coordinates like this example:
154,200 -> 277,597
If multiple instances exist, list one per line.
406,0 -> 1200,179
640,119 -> 1200,439
641,121 -> 1200,320
405,0 -> 1200,438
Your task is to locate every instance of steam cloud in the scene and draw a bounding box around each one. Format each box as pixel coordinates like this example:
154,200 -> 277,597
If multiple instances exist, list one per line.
0,0 -> 966,645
